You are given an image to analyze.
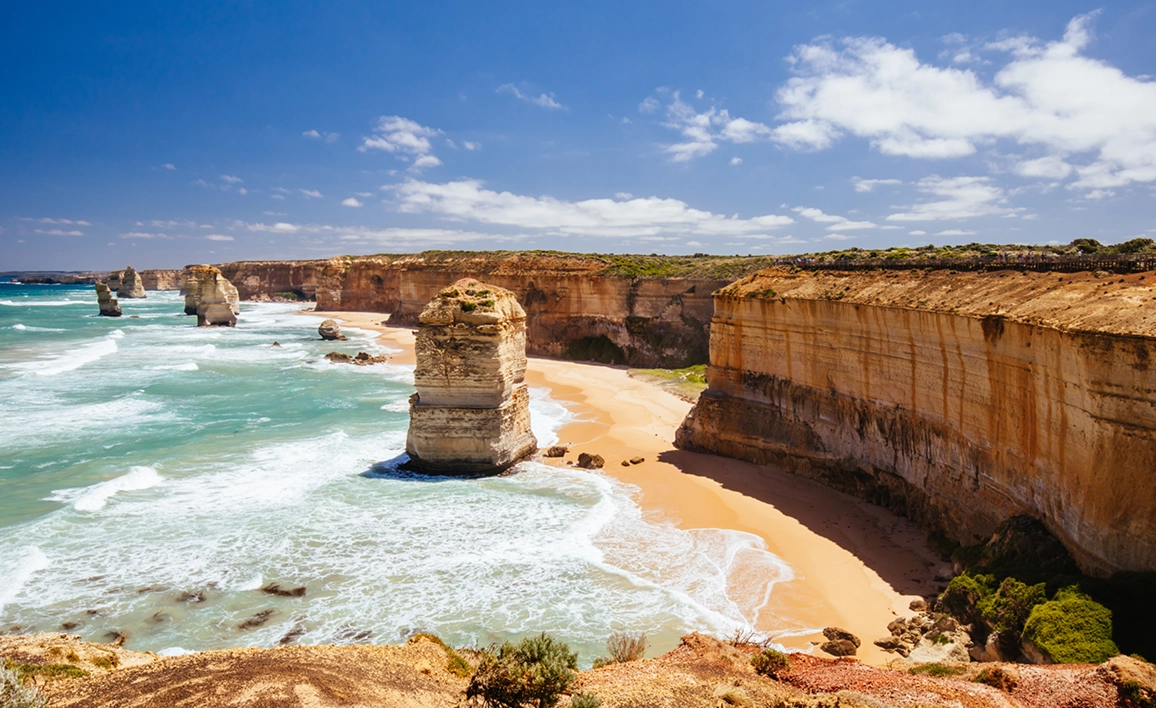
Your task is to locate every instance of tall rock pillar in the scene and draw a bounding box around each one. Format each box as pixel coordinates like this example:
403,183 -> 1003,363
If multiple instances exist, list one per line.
406,279 -> 537,474
117,266 -> 147,298
182,265 -> 241,327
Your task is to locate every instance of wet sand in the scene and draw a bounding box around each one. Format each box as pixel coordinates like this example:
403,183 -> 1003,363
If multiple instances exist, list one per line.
306,310 -> 947,665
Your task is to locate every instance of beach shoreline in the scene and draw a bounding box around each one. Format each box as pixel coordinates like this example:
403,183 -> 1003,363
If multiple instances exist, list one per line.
304,309 -> 946,665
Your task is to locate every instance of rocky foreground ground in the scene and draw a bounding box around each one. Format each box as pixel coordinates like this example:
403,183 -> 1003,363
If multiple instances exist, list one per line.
3,632 -> 1154,708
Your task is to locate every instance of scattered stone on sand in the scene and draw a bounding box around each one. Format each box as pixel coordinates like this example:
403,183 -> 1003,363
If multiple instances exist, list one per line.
95,283 -> 122,317
405,279 -> 537,475
629,456 -> 645,464
620,460 -> 631,466
543,445 -> 568,458
577,452 -> 605,469
318,319 -> 347,341
820,627 -> 860,657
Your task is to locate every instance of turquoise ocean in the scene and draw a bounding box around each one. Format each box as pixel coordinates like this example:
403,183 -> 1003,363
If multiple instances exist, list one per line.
0,283 -> 797,662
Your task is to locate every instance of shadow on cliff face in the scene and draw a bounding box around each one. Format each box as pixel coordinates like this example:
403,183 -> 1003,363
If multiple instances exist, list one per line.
655,448 -> 944,599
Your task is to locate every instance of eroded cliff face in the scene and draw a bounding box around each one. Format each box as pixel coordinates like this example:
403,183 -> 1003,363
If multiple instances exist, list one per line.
214,254 -> 730,367
676,267 -> 1156,576
140,269 -> 182,290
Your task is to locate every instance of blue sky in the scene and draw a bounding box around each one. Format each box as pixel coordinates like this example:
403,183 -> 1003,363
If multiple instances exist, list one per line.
3,1 -> 1155,270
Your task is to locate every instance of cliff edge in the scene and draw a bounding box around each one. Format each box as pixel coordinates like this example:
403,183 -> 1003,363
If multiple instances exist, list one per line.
676,266 -> 1156,576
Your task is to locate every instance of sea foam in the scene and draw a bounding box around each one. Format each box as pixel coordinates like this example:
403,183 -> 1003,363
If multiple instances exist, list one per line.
50,466 -> 164,512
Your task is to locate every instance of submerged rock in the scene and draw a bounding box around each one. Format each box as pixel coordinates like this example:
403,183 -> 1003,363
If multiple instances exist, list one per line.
95,283 -> 122,317
405,279 -> 537,475
182,265 -> 240,326
318,319 -> 347,341
117,266 -> 146,299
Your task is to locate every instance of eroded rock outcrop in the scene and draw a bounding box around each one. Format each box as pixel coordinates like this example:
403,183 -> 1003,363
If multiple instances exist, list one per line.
95,283 -> 122,317
117,266 -> 146,298
182,265 -> 240,327
405,279 -> 536,474
140,269 -> 182,291
676,267 -> 1156,576
318,319 -> 346,340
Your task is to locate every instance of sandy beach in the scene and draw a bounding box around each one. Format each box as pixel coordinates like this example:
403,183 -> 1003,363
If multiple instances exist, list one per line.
308,310 -> 946,665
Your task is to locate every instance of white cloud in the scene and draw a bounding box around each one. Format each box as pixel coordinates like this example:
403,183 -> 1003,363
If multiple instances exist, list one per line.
270,194 -> 285,200
793,206 -> 878,231
161,163 -> 176,170
388,179 -> 794,238
205,234 -> 234,241
359,116 -> 441,155
341,197 -> 364,207
908,230 -> 928,236
119,232 -> 167,239
26,217 -> 92,226
263,211 -> 287,216
852,177 -> 902,192
639,97 -> 660,114
463,141 -> 481,151
299,189 -> 323,198
730,157 -> 743,166
935,229 -> 978,236
304,129 -> 340,143
886,175 -> 1014,221
35,229 -> 84,236
614,192 -> 633,200
497,83 -> 566,110
244,222 -> 299,233
772,13 -> 1156,192
354,192 -> 373,197
412,154 -> 442,169
220,175 -> 243,184
659,92 -> 775,161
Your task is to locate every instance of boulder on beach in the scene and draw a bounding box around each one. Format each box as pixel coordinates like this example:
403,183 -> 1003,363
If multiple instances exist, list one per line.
543,446 -> 568,458
820,627 -> 861,657
318,319 -> 347,341
95,283 -> 122,317
577,452 -> 604,469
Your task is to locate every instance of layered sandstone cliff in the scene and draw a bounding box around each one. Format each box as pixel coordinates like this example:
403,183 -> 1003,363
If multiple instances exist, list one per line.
214,253 -> 750,366
140,269 -> 182,290
406,279 -> 537,474
182,265 -> 241,327
676,267 -> 1156,576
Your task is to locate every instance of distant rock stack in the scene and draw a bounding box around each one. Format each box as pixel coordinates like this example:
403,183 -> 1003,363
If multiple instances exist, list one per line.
117,266 -> 147,298
405,279 -> 537,475
182,265 -> 241,327
95,283 -> 122,317
105,270 -> 123,293
140,269 -> 182,291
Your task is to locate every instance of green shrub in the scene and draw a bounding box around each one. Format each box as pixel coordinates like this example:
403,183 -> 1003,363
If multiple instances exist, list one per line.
978,577 -> 1047,635
750,648 -> 790,678
465,633 -> 578,708
940,573 -> 996,622
460,301 -> 478,312
570,693 -> 602,708
973,666 -> 1017,691
408,632 -> 472,678
908,662 -> 965,678
1022,587 -> 1120,663
0,665 -> 47,708
606,631 -> 647,664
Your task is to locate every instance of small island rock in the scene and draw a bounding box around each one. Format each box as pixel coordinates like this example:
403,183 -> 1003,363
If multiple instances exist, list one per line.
318,319 -> 347,341
95,283 -> 122,317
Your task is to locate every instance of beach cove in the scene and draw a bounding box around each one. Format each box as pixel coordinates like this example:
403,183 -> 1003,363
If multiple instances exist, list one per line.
312,309 -> 947,665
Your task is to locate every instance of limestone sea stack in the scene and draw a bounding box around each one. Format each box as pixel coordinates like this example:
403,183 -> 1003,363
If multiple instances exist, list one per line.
182,265 -> 241,327
405,279 -> 537,474
117,265 -> 147,298
95,283 -> 122,317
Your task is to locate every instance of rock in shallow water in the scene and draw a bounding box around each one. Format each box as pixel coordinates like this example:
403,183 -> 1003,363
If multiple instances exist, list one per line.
95,283 -> 121,317
318,319 -> 347,341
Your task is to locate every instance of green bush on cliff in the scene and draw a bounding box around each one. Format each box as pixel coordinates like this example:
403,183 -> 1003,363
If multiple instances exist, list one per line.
940,573 -> 997,623
466,633 -> 578,708
1022,587 -> 1119,664
978,577 -> 1048,635
0,664 -> 47,708
750,648 -> 790,679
